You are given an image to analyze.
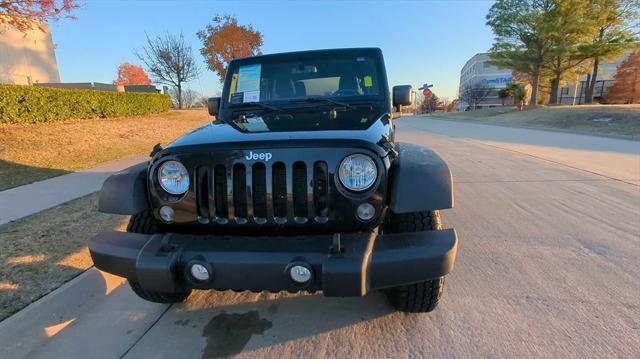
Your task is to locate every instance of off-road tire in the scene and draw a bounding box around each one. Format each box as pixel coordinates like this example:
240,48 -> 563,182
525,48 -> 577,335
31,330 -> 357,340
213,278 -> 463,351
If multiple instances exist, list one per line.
126,210 -> 191,303
126,209 -> 160,234
382,210 -> 443,233
382,210 -> 446,313
128,280 -> 191,304
386,277 -> 445,313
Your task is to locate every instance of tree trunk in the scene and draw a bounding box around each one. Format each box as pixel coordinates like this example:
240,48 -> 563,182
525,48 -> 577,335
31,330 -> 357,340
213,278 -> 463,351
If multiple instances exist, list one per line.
632,67 -> 638,103
177,83 -> 183,109
530,68 -> 540,106
549,74 -> 561,105
584,73 -> 592,102
585,57 -> 600,104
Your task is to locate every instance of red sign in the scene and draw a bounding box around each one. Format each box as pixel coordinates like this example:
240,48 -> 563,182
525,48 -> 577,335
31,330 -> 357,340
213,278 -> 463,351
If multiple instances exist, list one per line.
423,89 -> 432,97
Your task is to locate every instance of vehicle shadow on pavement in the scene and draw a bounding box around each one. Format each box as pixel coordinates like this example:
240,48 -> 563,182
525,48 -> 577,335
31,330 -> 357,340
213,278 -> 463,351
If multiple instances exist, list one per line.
123,289 -> 396,358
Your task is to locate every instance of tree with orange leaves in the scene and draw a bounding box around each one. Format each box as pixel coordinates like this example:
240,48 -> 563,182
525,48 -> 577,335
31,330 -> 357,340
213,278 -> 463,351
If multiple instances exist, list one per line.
606,51 -> 640,104
197,15 -> 263,83
113,62 -> 152,86
0,0 -> 78,33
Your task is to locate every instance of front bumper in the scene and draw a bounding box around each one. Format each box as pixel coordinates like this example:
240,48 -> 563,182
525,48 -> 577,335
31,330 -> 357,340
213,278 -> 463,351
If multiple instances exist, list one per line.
88,229 -> 458,296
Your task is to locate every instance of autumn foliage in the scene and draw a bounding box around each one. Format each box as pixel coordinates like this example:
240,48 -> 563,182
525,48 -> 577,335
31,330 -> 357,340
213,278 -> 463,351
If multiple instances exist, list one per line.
606,51 -> 640,104
198,15 -> 263,83
0,0 -> 78,32
114,63 -> 152,86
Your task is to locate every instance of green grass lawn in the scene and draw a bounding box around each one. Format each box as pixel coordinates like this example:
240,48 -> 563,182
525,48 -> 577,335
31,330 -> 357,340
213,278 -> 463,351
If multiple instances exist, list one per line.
433,104 -> 640,139
0,109 -> 210,191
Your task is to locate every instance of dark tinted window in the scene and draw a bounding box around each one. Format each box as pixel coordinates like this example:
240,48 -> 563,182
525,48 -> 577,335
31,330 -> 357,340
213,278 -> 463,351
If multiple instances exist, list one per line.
226,54 -> 381,104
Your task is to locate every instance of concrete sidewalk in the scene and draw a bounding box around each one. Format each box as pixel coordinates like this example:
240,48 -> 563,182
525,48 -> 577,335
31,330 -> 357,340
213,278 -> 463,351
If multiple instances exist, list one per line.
0,155 -> 147,226
0,269 -> 167,359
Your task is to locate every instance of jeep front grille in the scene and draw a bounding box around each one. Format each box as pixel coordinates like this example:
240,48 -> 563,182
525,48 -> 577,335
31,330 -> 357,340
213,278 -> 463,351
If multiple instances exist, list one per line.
194,161 -> 330,225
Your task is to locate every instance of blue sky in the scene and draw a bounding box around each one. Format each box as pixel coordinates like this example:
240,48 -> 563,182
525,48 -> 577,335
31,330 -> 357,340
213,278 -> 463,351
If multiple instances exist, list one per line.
51,0 -> 495,99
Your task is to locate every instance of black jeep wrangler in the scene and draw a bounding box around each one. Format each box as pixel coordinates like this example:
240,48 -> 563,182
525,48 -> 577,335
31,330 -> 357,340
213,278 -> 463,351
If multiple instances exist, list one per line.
89,48 -> 458,313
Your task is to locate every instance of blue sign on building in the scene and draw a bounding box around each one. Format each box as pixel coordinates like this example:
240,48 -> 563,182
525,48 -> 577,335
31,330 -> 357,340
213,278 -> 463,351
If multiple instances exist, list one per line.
481,77 -> 513,85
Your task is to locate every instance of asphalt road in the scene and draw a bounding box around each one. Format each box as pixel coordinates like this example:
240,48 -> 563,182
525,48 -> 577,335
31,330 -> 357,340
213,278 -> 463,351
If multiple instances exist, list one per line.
1,117 -> 639,358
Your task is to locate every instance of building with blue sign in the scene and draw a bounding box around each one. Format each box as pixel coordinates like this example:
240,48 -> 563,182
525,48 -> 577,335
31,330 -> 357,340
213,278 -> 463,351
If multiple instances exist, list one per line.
458,53 -> 512,111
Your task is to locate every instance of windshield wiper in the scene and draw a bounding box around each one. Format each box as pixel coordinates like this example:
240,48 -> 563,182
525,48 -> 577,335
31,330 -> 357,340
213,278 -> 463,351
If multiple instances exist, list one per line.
290,97 -> 354,110
230,102 -> 282,112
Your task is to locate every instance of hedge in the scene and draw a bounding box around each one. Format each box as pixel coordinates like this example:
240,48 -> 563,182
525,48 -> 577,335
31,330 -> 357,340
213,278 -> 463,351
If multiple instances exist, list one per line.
0,84 -> 172,124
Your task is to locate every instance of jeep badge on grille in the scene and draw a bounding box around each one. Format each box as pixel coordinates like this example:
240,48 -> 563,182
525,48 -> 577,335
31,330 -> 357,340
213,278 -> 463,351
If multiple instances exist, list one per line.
245,151 -> 273,161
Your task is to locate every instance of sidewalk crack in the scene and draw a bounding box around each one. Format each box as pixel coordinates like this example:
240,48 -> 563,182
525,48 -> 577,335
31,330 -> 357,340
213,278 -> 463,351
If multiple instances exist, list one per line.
119,303 -> 172,358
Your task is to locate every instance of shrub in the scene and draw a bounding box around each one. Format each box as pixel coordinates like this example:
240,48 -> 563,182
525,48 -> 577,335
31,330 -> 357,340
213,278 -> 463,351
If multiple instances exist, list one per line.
0,85 -> 172,124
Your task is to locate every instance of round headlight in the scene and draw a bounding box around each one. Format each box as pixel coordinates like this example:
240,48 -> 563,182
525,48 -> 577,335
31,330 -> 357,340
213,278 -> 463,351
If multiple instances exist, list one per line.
339,154 -> 377,191
158,160 -> 190,195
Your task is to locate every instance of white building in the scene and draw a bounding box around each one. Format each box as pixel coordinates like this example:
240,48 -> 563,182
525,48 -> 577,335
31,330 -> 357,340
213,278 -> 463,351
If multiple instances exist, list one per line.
0,23 -> 61,85
458,53 -> 513,110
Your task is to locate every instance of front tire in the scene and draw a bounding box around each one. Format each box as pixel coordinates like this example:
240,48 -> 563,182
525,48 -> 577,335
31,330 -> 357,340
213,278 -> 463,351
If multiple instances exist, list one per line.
128,280 -> 191,304
382,210 -> 446,313
126,210 -> 191,303
126,208 -> 161,234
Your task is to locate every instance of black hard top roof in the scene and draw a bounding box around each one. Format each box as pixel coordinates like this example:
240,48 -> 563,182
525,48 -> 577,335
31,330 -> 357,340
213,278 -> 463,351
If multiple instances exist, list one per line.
229,47 -> 383,64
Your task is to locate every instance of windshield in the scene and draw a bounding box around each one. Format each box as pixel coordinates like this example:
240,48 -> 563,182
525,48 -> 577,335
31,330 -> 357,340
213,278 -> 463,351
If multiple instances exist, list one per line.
226,54 -> 382,105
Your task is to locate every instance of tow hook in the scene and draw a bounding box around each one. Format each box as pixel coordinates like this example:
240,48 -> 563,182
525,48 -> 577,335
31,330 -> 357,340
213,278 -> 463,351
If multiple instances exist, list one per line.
330,233 -> 344,256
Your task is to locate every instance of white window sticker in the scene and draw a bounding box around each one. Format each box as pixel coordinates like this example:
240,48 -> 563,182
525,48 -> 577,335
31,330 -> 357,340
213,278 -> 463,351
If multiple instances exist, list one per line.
245,116 -> 269,132
243,91 -> 260,103
237,64 -> 261,99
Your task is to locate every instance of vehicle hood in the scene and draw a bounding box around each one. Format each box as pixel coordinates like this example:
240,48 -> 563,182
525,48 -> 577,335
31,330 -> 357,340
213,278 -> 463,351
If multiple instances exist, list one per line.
165,113 -> 393,155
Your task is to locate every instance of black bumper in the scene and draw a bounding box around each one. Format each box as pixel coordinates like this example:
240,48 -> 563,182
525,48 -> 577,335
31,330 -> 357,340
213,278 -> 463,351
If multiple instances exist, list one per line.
88,229 -> 458,297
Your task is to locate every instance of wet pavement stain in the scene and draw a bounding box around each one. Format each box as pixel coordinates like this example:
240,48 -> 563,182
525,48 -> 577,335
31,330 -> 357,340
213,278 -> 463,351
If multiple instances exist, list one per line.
174,319 -> 191,327
201,310 -> 272,358
267,303 -> 278,315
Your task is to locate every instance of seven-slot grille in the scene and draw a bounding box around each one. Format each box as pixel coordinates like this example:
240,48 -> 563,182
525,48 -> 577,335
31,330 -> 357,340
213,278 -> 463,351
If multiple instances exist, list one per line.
194,161 -> 330,225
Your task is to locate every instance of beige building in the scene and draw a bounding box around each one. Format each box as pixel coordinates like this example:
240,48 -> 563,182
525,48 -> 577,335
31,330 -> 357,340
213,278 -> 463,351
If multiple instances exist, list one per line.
557,51 -> 632,104
0,23 -> 61,85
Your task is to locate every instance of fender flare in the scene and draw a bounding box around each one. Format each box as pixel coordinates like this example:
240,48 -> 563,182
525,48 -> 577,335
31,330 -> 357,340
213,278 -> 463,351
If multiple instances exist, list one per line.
98,162 -> 150,215
388,142 -> 454,213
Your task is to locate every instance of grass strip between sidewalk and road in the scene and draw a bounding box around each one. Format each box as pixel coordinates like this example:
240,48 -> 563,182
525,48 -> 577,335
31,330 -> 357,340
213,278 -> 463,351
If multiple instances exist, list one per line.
0,193 -> 127,321
432,105 -> 640,139
0,109 -> 210,191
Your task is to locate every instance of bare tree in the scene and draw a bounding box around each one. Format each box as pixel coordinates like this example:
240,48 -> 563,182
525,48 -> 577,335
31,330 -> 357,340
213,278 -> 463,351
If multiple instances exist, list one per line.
137,32 -> 198,109
440,96 -> 451,112
182,88 -> 199,108
447,98 -> 460,112
196,96 -> 209,108
459,84 -> 493,110
169,88 -> 201,108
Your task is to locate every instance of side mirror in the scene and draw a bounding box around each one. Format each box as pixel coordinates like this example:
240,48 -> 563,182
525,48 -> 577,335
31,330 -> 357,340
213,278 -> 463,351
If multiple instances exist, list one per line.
207,97 -> 220,117
392,85 -> 413,110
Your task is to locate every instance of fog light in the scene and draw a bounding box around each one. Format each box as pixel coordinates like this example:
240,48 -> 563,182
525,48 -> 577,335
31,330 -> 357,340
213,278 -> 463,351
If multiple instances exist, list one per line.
289,265 -> 312,284
190,263 -> 210,281
356,203 -> 375,221
159,206 -> 175,223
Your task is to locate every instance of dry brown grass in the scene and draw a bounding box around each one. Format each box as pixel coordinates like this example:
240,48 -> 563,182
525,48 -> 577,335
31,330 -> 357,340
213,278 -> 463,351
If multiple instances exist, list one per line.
434,104 -> 640,139
0,193 -> 128,321
0,109 -> 210,190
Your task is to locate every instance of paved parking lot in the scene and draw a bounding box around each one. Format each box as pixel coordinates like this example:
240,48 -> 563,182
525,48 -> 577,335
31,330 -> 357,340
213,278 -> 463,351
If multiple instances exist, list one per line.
1,117 -> 639,358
